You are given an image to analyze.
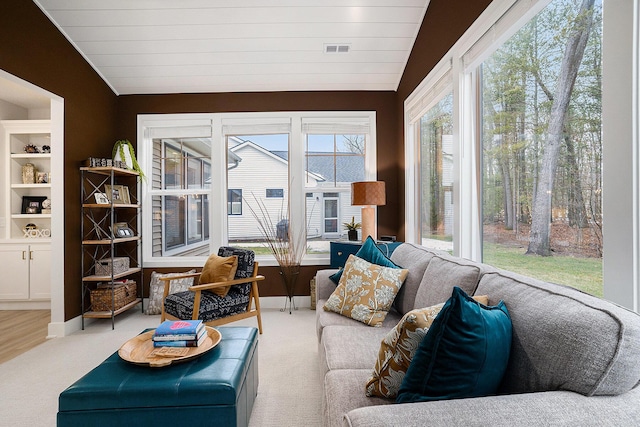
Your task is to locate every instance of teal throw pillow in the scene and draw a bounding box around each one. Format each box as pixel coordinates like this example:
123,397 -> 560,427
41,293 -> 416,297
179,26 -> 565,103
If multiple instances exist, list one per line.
329,236 -> 400,284
396,286 -> 512,403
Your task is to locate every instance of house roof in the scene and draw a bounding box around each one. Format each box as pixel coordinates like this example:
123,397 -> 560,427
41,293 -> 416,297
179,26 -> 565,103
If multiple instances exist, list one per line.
272,150 -> 364,183
230,140 -> 326,182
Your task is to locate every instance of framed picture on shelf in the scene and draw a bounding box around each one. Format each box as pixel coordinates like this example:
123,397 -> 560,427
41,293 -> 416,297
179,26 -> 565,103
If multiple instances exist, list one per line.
94,192 -> 110,204
21,196 -> 47,214
111,222 -> 134,238
105,184 -> 131,204
36,172 -> 49,184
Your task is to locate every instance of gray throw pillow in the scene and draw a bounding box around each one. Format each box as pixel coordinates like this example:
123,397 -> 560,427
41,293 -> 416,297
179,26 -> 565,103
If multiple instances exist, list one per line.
146,270 -> 196,315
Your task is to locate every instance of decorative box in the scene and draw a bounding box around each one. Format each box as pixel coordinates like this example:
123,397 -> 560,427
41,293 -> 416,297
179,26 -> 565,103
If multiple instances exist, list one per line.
90,281 -> 137,311
95,257 -> 130,276
85,157 -> 127,169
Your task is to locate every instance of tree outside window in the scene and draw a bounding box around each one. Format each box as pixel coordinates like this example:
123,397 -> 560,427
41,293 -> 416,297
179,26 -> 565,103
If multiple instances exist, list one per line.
481,0 -> 602,296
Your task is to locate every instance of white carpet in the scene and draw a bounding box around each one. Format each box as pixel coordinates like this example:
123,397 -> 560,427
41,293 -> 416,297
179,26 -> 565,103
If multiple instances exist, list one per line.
0,307 -> 323,426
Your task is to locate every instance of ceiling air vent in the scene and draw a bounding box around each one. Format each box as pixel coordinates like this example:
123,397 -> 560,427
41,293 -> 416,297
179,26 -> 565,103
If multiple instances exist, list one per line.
324,44 -> 350,54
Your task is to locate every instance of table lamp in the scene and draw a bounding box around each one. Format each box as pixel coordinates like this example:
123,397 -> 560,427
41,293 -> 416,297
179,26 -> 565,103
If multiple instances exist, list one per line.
351,181 -> 386,241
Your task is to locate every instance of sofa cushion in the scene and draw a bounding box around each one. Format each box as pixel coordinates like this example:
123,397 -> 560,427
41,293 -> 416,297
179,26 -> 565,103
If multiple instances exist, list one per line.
413,254 -> 485,309
324,255 -> 408,327
320,326 -> 389,376
397,287 -> 512,403
324,369 -> 393,427
345,388 -> 640,427
476,270 -> 640,396
366,295 -> 490,399
389,243 -> 442,315
329,236 -> 401,284
316,299 -> 403,341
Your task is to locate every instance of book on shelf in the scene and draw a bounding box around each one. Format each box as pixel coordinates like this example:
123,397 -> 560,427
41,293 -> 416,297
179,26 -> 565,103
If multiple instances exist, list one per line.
153,320 -> 204,341
153,329 -> 207,347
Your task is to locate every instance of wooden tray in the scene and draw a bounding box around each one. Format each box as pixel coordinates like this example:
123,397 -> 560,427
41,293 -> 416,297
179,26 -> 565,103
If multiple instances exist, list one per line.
118,326 -> 221,367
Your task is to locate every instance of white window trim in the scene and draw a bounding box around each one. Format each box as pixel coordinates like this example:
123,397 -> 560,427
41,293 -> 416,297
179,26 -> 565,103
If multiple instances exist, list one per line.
405,0 -> 639,311
139,111 -> 376,268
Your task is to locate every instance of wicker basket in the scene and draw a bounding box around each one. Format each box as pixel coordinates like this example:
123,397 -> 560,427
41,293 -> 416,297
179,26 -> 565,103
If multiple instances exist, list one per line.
95,257 -> 130,276
90,281 -> 137,311
310,277 -> 316,310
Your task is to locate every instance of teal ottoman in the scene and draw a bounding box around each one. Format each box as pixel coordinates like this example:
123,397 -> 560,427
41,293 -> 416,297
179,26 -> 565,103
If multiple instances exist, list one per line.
57,326 -> 258,427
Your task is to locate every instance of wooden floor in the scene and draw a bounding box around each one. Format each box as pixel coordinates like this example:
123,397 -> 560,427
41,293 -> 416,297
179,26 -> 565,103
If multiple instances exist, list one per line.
0,310 -> 50,364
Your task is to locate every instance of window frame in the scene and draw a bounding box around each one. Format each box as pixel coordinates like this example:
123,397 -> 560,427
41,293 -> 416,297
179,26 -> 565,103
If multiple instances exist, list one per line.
154,138 -> 211,257
138,111 -> 376,268
405,0 -> 639,311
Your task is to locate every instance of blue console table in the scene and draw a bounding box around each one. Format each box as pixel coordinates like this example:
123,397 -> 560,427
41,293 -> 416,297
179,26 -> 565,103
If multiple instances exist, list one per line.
330,240 -> 403,268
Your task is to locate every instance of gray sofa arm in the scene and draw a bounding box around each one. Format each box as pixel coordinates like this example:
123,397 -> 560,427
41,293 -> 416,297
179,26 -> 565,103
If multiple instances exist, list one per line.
344,388 -> 640,427
315,269 -> 340,302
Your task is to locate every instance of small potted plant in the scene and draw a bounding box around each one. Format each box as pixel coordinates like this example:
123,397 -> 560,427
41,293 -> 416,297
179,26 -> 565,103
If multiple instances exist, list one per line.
343,216 -> 361,241
112,139 -> 145,180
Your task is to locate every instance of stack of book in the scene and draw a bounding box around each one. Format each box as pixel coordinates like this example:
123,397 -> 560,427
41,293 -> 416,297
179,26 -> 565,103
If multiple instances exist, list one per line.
152,320 -> 206,347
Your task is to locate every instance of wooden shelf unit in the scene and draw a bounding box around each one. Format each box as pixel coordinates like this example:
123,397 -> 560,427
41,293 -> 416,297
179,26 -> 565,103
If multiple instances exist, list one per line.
80,166 -> 143,329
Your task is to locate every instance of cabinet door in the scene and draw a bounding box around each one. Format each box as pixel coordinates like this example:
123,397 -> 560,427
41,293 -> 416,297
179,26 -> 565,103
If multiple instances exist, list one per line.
0,245 -> 29,299
29,245 -> 51,299
330,242 -> 362,268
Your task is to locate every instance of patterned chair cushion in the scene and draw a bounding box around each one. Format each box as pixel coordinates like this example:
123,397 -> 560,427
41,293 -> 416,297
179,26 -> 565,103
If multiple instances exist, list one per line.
218,246 -> 255,279
163,247 -> 256,322
164,285 -> 251,322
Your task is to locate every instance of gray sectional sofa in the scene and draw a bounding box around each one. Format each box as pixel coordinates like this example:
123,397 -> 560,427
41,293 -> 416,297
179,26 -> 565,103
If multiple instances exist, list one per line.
315,242 -> 640,427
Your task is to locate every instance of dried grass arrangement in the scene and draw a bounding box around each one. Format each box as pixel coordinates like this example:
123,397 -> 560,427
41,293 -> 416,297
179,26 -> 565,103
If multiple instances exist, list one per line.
246,194 -> 306,313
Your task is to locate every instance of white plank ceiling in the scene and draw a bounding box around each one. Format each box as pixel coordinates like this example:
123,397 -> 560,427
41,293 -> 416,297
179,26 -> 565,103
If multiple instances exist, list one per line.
33,0 -> 430,95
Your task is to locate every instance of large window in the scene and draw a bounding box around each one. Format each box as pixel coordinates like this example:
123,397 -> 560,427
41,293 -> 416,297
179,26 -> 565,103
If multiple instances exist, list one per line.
419,92 -> 454,251
139,112 -> 376,266
406,0 -> 604,298
481,0 -> 603,295
305,134 -> 366,245
226,133 -> 290,251
151,138 -> 211,257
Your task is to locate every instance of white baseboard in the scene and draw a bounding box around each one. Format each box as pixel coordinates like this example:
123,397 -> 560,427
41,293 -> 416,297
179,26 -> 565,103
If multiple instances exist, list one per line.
259,296 -> 311,310
47,315 -> 83,338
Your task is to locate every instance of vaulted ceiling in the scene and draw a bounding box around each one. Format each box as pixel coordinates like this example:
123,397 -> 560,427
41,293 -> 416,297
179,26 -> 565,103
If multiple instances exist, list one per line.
34,0 -> 430,95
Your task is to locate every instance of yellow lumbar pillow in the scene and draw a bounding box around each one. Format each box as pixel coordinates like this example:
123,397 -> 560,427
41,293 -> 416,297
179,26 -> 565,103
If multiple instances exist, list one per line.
199,254 -> 238,297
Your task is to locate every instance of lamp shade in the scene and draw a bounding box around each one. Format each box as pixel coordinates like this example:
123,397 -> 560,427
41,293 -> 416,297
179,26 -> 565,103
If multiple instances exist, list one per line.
351,181 -> 386,206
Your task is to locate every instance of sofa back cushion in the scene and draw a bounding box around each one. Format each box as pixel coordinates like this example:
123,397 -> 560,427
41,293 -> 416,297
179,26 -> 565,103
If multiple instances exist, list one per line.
477,270 -> 640,396
413,254 -> 484,309
390,243 -> 443,315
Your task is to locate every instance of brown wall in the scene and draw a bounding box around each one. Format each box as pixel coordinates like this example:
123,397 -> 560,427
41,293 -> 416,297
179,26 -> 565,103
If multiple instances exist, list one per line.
0,0 -> 491,319
116,91 -> 398,296
0,1 -> 118,320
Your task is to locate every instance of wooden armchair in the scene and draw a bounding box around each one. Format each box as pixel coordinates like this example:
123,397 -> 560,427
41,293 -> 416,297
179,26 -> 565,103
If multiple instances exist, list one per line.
160,247 -> 265,333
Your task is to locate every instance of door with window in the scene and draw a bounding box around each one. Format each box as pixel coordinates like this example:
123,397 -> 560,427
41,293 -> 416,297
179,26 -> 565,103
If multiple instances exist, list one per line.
322,194 -> 340,238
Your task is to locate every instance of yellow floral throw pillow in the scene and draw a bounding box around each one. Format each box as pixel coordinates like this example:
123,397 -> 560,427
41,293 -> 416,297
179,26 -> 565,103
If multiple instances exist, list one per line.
323,254 -> 408,327
366,295 -> 490,398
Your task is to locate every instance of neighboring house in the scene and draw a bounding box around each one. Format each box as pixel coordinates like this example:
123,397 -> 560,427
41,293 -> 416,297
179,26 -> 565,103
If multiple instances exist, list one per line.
227,137 -> 363,242
154,135 -> 367,256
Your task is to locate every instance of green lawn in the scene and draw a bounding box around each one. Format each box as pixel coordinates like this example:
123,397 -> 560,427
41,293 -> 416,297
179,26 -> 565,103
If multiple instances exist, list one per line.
482,243 -> 603,297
